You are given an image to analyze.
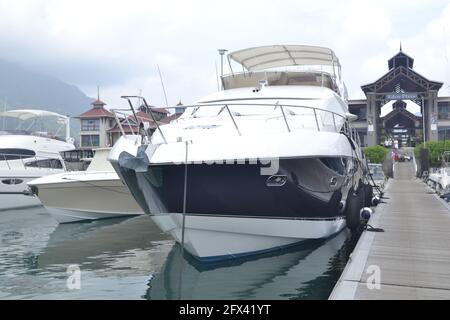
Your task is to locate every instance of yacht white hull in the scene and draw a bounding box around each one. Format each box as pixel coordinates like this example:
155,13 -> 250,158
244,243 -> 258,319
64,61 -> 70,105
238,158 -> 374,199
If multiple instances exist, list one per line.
45,207 -> 141,224
0,134 -> 74,210
150,214 -> 346,261
111,132 -> 362,261
108,47 -> 369,261
28,173 -> 143,223
0,174 -> 44,210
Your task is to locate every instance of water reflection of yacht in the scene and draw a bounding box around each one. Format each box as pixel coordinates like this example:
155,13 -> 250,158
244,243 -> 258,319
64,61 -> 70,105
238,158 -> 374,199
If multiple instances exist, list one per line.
145,230 -> 350,300
37,215 -> 174,277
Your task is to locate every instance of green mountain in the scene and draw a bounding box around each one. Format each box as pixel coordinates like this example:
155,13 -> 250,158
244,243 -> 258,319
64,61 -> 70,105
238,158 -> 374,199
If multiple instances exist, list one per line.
0,59 -> 99,146
0,59 -> 93,116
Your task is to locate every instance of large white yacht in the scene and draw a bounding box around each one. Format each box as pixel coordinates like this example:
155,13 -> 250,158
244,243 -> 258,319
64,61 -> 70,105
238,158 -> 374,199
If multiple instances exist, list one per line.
109,45 -> 368,261
0,109 -> 75,210
28,145 -> 144,223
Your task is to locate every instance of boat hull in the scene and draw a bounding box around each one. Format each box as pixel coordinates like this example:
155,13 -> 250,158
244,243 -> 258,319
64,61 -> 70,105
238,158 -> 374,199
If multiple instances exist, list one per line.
114,154 -> 359,261
29,176 -> 143,223
45,207 -> 141,224
0,174 -> 44,210
150,213 -> 346,261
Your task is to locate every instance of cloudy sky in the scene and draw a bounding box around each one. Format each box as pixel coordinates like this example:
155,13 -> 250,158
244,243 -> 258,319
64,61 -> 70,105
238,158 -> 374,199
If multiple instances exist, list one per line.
1,0 -> 450,109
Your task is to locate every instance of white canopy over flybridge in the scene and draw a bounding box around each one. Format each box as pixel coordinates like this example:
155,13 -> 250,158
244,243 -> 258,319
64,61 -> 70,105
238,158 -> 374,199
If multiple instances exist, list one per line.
0,109 -> 72,142
228,45 -> 340,71
0,109 -> 69,121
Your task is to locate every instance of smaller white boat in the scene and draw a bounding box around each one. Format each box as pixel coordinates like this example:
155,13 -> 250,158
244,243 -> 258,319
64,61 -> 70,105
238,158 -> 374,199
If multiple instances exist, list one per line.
427,151 -> 450,193
0,109 -> 75,210
28,144 -> 144,223
368,163 -> 387,191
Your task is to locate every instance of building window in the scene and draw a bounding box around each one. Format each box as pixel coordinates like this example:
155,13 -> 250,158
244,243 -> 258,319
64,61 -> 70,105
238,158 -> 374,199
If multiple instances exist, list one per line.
349,105 -> 367,121
356,129 -> 368,147
438,127 -> 450,141
81,135 -> 100,147
438,102 -> 450,120
81,119 -> 100,131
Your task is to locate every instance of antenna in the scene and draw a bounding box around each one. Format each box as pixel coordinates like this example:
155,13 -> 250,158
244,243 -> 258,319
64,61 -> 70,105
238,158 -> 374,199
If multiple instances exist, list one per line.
97,85 -> 100,100
157,65 -> 169,107
66,115 -> 71,142
218,49 -> 228,90
215,62 -> 220,92
2,96 -> 6,131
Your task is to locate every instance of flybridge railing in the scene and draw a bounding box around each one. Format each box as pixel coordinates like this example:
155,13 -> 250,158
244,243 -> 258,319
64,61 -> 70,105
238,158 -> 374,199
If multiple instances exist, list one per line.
113,95 -> 359,145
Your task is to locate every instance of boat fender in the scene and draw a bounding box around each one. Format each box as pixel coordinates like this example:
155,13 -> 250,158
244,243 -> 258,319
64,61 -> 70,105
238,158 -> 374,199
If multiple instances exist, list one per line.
338,200 -> 346,214
363,184 -> 373,207
371,195 -> 381,206
360,207 -> 373,220
345,187 -> 364,231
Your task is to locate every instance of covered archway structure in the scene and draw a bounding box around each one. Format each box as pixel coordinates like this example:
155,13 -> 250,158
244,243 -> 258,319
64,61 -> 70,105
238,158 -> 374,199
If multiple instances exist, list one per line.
382,100 -> 421,147
349,46 -> 445,147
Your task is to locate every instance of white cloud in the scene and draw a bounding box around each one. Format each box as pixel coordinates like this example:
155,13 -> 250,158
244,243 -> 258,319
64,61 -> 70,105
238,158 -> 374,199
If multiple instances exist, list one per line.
0,0 -> 449,108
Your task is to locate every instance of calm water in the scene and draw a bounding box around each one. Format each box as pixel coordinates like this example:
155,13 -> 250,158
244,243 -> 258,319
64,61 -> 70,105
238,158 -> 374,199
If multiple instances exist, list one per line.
0,207 -> 359,300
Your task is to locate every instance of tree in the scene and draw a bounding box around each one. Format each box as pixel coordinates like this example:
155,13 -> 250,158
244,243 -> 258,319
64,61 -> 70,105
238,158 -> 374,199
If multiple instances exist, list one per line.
414,141 -> 450,167
363,146 -> 388,164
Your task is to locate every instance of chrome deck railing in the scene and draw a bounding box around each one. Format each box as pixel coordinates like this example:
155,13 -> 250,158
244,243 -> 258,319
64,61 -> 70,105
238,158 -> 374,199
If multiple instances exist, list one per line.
110,95 -> 361,146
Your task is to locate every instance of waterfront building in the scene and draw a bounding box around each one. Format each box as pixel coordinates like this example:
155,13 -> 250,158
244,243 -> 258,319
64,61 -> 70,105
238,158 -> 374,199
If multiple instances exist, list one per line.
348,46 -> 450,147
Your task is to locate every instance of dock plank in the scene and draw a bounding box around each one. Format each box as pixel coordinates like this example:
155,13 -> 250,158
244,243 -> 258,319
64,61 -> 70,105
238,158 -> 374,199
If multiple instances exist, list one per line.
330,162 -> 450,299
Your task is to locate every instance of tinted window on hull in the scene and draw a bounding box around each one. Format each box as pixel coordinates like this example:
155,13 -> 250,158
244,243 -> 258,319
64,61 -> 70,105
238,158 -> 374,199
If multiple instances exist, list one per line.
1,178 -> 24,185
0,148 -> 36,160
25,159 -> 63,169
319,158 -> 346,175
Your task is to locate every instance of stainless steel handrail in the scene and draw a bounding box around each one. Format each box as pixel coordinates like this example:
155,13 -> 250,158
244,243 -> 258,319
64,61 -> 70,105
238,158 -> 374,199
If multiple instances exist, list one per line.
180,102 -> 346,127
110,108 -> 159,141
120,96 -> 168,144
313,109 -> 320,132
224,105 -> 242,136
274,101 -> 291,133
112,96 -> 354,144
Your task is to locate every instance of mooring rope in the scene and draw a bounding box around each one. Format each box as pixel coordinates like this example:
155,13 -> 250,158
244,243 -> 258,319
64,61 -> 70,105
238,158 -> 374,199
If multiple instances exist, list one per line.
178,140 -> 189,300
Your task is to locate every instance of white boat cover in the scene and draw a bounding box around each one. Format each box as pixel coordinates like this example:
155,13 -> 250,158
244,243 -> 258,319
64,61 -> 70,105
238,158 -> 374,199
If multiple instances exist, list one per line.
229,45 -> 340,71
0,109 -> 69,120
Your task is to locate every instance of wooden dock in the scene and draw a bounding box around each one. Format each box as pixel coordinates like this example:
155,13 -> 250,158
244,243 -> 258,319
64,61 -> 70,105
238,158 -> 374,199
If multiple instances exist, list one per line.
330,161 -> 450,299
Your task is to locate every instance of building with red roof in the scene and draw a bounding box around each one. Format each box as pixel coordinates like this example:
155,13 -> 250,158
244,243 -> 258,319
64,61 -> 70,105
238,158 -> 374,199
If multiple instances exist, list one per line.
75,98 -> 116,149
76,95 -> 181,149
